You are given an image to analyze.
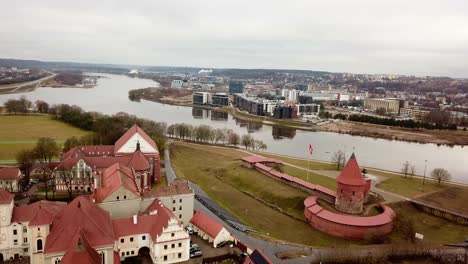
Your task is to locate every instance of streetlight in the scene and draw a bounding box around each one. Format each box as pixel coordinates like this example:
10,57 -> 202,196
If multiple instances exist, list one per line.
422,160 -> 427,190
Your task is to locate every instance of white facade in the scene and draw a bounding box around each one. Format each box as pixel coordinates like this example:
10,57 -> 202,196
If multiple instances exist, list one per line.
189,223 -> 231,248
116,133 -> 158,154
171,80 -> 183,89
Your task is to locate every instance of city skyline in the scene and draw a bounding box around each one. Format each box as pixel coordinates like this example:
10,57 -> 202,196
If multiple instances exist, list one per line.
1,0 -> 468,77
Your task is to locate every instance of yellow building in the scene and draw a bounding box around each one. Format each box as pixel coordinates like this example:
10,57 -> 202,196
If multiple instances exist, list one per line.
364,98 -> 407,114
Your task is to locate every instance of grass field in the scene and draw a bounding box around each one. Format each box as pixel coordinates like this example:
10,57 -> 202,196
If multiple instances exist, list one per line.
0,115 -> 91,160
389,201 -> 468,244
171,142 -> 468,246
372,170 -> 447,198
253,151 -> 337,170
170,142 -> 355,246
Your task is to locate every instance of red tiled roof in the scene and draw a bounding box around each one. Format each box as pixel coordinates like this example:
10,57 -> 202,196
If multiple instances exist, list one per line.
241,156 -> 283,165
44,196 -> 115,254
0,189 -> 14,204
128,150 -> 150,171
12,200 -> 66,226
94,163 -> 140,203
243,249 -> 273,264
190,210 -> 224,239
61,229 -> 101,264
0,167 -> 21,180
143,179 -> 192,199
113,199 -> 176,242
336,153 -> 366,186
114,124 -> 158,154
304,196 -> 395,226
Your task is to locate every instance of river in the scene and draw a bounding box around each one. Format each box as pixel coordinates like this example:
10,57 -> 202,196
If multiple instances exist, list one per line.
1,73 -> 467,183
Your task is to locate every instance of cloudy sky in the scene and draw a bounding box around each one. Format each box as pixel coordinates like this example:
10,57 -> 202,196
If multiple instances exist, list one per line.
1,0 -> 468,77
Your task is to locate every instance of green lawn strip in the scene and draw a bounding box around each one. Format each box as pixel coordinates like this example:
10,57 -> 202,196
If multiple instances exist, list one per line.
0,115 -> 91,160
0,115 -> 90,141
252,151 -> 337,170
170,142 -> 354,246
281,165 -> 337,190
369,169 -> 456,198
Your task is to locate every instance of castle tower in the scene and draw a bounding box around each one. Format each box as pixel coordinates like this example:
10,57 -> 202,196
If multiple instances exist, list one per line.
335,153 -> 367,214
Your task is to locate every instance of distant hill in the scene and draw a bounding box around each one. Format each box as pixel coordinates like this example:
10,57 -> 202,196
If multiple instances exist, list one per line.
0,58 -> 330,77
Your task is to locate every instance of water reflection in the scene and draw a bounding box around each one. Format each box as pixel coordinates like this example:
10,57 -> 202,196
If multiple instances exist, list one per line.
272,126 -> 297,140
210,110 -> 228,121
234,119 -> 263,133
191,108 -> 228,122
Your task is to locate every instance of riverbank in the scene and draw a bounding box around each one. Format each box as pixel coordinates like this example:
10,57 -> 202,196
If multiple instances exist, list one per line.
320,120 -> 468,146
130,90 -> 467,145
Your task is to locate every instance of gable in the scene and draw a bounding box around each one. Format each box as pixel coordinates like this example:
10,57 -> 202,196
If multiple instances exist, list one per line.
115,133 -> 158,154
102,186 -> 140,203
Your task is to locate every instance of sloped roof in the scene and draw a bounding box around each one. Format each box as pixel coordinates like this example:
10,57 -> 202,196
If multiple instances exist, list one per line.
190,210 -> 224,239
0,167 -> 22,180
44,196 -> 115,254
336,153 -> 366,186
12,200 -> 66,226
241,156 -> 283,165
114,124 -> 158,154
0,189 -> 14,204
60,228 -> 101,264
128,150 -> 150,171
143,179 -> 192,199
94,163 -> 140,203
243,249 -> 273,264
113,199 -> 175,242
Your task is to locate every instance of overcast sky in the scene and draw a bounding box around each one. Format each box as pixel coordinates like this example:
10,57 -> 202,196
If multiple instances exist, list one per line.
1,0 -> 468,77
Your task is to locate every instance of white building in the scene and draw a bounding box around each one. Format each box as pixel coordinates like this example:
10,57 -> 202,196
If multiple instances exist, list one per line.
189,210 -> 230,248
171,80 -> 183,89
0,168 -> 23,192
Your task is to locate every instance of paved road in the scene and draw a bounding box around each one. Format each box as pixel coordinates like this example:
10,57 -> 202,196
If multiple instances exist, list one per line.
0,73 -> 56,91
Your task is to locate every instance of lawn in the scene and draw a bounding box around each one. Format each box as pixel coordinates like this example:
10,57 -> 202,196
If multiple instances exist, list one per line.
389,201 -> 468,244
252,151 -> 337,170
373,172 -> 447,198
281,165 -> 337,190
0,115 -> 91,160
170,142 -> 354,246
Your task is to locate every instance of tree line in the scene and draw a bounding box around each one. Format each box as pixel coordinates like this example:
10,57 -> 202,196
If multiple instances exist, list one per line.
319,111 -> 457,130
167,123 -> 267,151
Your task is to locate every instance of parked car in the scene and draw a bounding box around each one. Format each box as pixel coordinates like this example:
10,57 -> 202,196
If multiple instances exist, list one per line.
190,250 -> 202,258
190,245 -> 200,253
185,226 -> 194,235
240,252 -> 249,260
215,240 -> 230,248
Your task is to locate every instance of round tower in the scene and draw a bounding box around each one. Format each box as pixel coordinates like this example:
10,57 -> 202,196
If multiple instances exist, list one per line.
335,153 -> 367,214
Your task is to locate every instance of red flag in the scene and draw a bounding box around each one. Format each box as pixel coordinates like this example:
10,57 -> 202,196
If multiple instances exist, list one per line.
309,144 -> 313,155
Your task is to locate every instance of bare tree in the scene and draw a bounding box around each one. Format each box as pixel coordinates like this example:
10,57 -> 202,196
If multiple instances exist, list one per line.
228,132 -> 240,146
57,170 -> 74,201
241,134 -> 254,150
401,161 -> 411,178
431,168 -> 451,186
409,165 -> 416,177
253,140 -> 267,151
331,150 -> 345,170
16,149 -> 35,188
34,137 -> 59,200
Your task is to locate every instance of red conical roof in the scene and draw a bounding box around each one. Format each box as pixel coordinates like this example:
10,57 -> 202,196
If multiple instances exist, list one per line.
336,153 -> 366,186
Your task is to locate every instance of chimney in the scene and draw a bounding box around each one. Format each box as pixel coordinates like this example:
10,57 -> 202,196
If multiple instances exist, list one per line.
133,215 -> 138,225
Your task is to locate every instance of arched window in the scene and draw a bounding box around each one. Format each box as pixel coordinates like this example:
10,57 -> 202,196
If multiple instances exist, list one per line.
37,239 -> 43,251
100,252 -> 105,264
54,258 -> 61,264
